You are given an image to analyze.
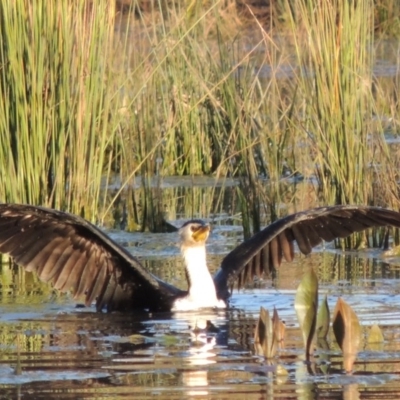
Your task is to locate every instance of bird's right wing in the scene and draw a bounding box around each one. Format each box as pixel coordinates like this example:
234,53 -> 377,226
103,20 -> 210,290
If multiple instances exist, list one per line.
213,205 -> 400,299
0,204 -> 184,312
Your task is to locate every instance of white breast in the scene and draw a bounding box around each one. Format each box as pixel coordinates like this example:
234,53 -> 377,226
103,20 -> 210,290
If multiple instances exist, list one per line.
172,246 -> 226,311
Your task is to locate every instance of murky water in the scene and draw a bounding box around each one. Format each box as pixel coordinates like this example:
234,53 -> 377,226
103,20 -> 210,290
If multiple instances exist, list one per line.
1,223 -> 400,399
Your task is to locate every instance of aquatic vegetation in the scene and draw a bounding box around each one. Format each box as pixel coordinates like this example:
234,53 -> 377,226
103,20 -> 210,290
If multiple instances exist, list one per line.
294,269 -> 318,357
256,269 -> 384,374
0,0 -> 399,232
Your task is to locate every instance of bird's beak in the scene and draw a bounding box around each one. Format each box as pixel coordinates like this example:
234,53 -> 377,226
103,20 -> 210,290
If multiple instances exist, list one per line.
192,224 -> 210,242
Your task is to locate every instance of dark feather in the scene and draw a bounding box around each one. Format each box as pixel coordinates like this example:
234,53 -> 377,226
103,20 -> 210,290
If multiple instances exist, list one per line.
85,264 -> 109,307
214,205 -> 400,299
261,246 -> 270,275
74,250 -> 98,298
14,230 -> 58,267
278,231 -> 294,262
41,244 -> 75,283
52,248 -> 83,291
35,238 -> 70,275
0,204 -> 183,312
269,237 -> 282,269
291,225 -> 312,254
1,203 -> 400,312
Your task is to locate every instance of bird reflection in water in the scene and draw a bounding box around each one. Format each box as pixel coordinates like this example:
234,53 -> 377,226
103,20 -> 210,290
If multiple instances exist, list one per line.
182,318 -> 217,396
176,312 -> 223,397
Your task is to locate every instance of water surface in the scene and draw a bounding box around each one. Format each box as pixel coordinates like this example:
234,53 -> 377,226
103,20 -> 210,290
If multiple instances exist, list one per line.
1,224 -> 400,399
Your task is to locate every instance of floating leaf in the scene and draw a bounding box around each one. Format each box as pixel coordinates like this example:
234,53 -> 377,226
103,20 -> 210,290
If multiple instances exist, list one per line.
254,307 -> 277,359
295,269 -> 318,355
316,295 -> 330,339
332,298 -> 361,373
367,324 -> 384,351
127,334 -> 148,344
274,365 -> 289,385
160,334 -> 180,347
368,324 -> 384,344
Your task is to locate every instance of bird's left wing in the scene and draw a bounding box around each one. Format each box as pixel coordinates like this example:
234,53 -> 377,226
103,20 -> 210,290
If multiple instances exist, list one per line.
213,205 -> 400,299
0,204 -> 183,312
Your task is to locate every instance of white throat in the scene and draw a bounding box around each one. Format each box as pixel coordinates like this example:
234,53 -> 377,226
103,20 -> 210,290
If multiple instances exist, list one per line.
172,245 -> 226,311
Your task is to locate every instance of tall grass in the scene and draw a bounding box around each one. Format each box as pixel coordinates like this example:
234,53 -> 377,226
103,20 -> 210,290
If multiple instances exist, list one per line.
0,0 -> 399,232
283,0 -> 400,243
117,2 -> 307,230
287,0 -> 373,205
0,1 -> 125,219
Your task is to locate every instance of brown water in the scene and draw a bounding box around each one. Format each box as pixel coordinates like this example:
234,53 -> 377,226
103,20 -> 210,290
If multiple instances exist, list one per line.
1,224 -> 400,399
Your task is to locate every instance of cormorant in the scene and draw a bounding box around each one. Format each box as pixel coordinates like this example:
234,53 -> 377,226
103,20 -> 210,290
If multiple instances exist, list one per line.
0,204 -> 399,312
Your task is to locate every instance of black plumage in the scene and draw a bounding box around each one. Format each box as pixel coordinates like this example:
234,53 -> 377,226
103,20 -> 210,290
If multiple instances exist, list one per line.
0,204 -> 399,312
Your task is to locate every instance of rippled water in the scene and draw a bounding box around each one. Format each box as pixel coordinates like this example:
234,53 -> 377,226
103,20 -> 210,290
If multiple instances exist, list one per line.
1,224 -> 400,399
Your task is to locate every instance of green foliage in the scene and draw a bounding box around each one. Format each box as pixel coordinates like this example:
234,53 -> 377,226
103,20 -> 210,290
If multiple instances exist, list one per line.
368,324 -> 384,344
367,323 -> 384,351
0,0 -> 125,219
0,0 -> 399,229
374,0 -> 400,37
288,0 -> 373,206
316,295 -> 330,340
294,269 -> 318,356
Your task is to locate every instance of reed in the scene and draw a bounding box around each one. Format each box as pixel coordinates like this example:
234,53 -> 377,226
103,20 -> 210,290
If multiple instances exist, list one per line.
282,0 -> 400,245
374,0 -> 400,37
0,0 -> 126,219
0,0 -> 399,231
284,0 -> 373,206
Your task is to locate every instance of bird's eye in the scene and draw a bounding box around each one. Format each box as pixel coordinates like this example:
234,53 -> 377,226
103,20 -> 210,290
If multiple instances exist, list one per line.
190,225 -> 198,232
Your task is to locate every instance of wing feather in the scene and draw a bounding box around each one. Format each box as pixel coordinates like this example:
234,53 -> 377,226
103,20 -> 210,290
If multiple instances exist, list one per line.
51,246 -> 83,291
14,231 -> 60,268
97,276 -> 119,311
0,204 -> 183,312
34,237 -> 69,275
279,231 -> 294,262
41,244 -> 75,283
291,225 -> 312,254
269,237 -> 281,269
86,264 -> 109,307
251,250 -> 261,278
74,250 -> 98,298
261,246 -> 270,275
0,228 -> 41,254
214,205 -> 400,299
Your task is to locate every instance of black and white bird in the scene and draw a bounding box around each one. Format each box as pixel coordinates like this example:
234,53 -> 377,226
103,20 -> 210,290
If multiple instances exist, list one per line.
0,204 -> 399,312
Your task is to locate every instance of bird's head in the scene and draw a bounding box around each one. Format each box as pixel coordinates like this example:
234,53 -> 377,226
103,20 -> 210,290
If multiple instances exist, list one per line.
179,220 -> 210,247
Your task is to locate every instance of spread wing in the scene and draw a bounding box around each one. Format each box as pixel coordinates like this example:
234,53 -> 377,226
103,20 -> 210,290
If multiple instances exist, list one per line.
0,204 -> 184,312
213,205 -> 400,299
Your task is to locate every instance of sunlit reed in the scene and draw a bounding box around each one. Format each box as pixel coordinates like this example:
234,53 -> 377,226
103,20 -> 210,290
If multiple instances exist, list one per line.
0,0 -> 399,233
